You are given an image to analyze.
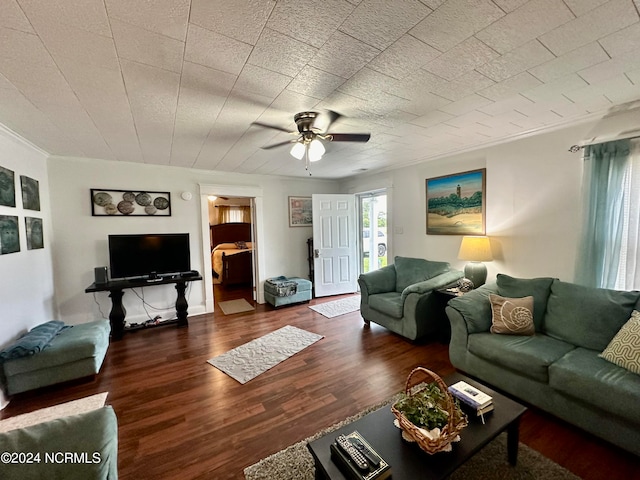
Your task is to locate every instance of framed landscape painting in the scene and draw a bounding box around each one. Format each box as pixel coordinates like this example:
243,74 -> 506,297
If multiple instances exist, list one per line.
288,196 -> 312,227
426,168 -> 486,235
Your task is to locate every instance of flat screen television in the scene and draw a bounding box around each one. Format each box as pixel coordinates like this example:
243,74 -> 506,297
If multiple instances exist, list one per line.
108,233 -> 190,280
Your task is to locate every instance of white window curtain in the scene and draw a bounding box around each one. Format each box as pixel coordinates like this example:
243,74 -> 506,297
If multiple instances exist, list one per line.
576,138 -> 640,289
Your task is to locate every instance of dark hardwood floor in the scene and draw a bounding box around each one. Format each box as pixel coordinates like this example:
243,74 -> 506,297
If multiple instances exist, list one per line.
2,287 -> 638,480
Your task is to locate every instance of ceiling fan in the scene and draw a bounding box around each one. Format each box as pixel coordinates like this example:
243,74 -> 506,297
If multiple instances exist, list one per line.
251,110 -> 371,175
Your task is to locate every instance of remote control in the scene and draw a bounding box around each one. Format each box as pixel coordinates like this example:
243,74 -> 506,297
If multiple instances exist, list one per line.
349,437 -> 381,468
335,434 -> 369,471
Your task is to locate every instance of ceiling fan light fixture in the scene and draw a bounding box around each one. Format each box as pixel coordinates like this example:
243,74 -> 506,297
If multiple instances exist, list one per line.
290,142 -> 305,160
308,139 -> 325,162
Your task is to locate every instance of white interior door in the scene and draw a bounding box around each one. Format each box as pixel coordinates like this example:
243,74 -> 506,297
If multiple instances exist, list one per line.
312,194 -> 357,297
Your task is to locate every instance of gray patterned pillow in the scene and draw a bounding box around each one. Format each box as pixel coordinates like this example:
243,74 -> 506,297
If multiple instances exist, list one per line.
599,310 -> 640,375
489,294 -> 535,336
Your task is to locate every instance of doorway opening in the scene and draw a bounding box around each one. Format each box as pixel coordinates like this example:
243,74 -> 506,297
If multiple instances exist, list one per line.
358,190 -> 388,275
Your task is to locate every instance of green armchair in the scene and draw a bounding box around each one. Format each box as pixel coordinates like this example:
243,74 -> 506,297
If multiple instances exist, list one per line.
358,256 -> 463,340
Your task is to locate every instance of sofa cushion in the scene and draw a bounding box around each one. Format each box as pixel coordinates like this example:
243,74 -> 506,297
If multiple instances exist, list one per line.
496,274 -> 554,331
358,265 -> 396,295
368,292 -> 403,319
489,294 -> 535,335
550,348 -> 640,424
394,257 -> 450,293
468,332 -> 575,383
544,280 -> 640,351
0,321 -> 67,360
599,310 -> 640,374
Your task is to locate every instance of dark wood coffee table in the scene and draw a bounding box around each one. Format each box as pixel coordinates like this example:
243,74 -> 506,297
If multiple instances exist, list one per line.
307,372 -> 527,480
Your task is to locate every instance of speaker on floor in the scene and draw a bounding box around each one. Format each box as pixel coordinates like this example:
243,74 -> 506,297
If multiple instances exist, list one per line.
94,266 -> 108,285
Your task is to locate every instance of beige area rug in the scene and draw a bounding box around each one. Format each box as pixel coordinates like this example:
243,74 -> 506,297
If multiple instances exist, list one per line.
0,392 -> 108,433
309,295 -> 361,318
207,325 -> 324,384
244,398 -> 581,480
218,298 -> 255,315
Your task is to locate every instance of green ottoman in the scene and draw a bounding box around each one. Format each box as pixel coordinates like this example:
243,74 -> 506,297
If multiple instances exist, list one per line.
265,276 -> 312,307
2,320 -> 111,395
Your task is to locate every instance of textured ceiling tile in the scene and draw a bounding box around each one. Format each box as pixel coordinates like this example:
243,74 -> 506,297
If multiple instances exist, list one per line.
19,0 -> 111,37
340,0 -> 431,50
578,49 -> 640,84
410,0 -> 504,52
309,30 -> 380,79
268,90 -> 320,118
105,0 -> 189,41
338,68 -> 399,100
235,64 -> 292,99
30,19 -> 119,70
443,109 -> 493,128
563,0 -> 610,16
185,25 -> 251,76
428,70 -> 495,101
0,59 -> 78,106
491,0 -> 529,13
0,0 -> 34,32
368,34 -> 440,80
111,19 -> 184,73
247,28 -> 317,78
475,0 -> 575,54
286,66 -> 346,100
599,22 -> 640,57
267,0 -> 354,48
563,80 -> 619,112
398,92 -> 451,116
120,59 -> 181,164
477,94 -> 533,115
0,27 -> 56,67
539,0 -> 639,56
189,0 -> 275,45
520,74 -> 589,102
479,72 -> 542,101
438,93 -> 494,116
475,40 -> 554,82
528,43 -> 609,83
423,36 -> 499,80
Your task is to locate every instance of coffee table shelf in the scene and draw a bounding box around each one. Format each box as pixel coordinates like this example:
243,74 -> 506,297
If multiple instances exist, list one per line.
307,372 -> 526,480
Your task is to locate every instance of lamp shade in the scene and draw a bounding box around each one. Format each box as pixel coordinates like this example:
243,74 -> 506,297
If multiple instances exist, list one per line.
458,236 -> 493,262
290,142 -> 305,160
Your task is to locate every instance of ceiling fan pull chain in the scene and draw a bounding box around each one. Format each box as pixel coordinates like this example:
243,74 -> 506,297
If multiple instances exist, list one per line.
305,146 -> 312,176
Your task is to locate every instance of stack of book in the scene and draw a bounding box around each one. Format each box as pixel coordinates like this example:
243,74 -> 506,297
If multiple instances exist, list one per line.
448,381 -> 494,423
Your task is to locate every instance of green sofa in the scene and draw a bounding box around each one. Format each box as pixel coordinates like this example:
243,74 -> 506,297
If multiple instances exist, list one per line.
446,274 -> 640,456
358,256 -> 463,341
0,405 -> 118,479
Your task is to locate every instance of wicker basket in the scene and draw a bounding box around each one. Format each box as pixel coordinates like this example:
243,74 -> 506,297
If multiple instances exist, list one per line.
391,367 -> 468,454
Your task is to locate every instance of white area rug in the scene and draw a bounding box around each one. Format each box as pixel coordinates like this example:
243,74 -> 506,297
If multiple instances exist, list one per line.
309,295 -> 361,318
219,298 -> 255,315
0,392 -> 108,433
207,325 -> 323,384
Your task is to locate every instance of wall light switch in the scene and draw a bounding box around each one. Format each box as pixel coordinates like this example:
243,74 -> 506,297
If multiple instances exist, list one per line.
394,226 -> 403,234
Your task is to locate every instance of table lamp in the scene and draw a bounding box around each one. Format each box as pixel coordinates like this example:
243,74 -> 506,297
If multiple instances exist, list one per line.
458,236 -> 493,288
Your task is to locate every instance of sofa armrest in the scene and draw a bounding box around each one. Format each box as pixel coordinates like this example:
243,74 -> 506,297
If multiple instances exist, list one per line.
446,282 -> 498,334
358,265 -> 396,296
0,406 -> 118,480
400,269 -> 464,302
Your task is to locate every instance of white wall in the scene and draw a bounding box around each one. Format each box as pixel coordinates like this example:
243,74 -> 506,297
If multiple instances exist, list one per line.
0,127 -> 55,347
342,121 -> 594,284
47,156 -> 339,325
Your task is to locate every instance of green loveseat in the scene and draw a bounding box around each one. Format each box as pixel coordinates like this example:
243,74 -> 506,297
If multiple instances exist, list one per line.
446,274 -> 640,456
358,256 -> 463,340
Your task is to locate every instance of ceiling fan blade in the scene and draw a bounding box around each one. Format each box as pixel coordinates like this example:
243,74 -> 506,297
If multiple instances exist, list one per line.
327,133 -> 371,142
322,110 -> 343,132
251,121 -> 294,134
261,139 -> 298,150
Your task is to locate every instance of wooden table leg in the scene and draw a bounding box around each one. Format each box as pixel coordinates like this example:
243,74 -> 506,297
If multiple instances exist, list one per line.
175,281 -> 189,327
108,289 -> 126,340
507,416 -> 521,466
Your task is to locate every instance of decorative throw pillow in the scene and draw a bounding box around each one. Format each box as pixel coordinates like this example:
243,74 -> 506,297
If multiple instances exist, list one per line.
599,310 -> 640,375
234,241 -> 247,249
489,294 -> 535,335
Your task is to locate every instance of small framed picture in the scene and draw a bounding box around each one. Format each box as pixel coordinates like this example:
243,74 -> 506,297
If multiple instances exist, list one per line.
25,217 -> 44,250
90,189 -> 171,216
426,168 -> 486,235
288,196 -> 312,227
20,175 -> 40,211
0,215 -> 20,254
0,166 -> 16,207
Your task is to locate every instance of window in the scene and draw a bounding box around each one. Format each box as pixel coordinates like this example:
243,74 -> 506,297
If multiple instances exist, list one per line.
615,140 -> 640,290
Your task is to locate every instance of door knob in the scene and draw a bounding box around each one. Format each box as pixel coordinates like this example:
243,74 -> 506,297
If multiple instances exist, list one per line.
314,249 -> 320,258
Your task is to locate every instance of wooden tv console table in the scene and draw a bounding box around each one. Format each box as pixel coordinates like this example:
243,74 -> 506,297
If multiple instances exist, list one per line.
85,272 -> 202,340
